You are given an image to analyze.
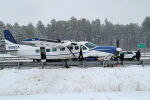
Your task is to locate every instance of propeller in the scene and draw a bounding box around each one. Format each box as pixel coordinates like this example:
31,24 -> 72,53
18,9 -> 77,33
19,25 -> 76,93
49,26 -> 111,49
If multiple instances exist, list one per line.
117,40 -> 119,48
116,40 -> 122,51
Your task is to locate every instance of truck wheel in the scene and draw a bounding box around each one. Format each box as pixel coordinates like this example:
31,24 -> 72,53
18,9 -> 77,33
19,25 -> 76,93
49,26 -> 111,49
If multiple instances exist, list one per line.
132,57 -> 136,61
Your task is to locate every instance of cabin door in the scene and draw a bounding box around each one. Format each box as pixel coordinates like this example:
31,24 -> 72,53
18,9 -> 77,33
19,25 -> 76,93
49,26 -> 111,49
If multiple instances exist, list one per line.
40,47 -> 46,59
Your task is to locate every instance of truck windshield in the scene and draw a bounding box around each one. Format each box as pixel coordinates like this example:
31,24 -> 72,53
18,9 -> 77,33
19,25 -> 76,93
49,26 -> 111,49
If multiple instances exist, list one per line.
85,42 -> 96,49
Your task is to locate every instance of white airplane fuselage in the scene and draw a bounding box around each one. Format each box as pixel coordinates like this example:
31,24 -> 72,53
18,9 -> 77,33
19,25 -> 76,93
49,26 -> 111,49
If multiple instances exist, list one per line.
7,41 -> 114,60
3,30 -> 120,61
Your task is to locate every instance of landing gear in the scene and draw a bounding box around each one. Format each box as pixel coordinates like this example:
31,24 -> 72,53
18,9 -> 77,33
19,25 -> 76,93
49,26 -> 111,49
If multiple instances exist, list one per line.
0,67 -> 3,70
33,59 -> 41,62
64,60 -> 70,68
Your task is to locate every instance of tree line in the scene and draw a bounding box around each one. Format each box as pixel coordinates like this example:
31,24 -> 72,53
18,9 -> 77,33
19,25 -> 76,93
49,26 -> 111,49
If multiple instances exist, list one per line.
0,16 -> 150,50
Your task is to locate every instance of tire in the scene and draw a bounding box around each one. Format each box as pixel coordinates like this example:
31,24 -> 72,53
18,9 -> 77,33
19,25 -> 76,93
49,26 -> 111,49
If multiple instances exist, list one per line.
36,59 -> 41,62
132,57 -> 136,61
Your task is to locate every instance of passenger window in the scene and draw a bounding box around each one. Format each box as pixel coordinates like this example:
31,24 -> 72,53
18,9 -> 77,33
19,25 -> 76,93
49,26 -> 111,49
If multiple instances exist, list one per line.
40,49 -> 45,52
46,49 -> 50,52
60,47 -> 65,51
68,46 -> 73,50
75,46 -> 79,50
35,49 -> 40,53
82,46 -> 87,50
52,48 -> 57,52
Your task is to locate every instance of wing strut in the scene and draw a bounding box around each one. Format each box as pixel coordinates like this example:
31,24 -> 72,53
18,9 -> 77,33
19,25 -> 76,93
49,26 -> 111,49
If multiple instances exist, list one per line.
67,47 -> 76,58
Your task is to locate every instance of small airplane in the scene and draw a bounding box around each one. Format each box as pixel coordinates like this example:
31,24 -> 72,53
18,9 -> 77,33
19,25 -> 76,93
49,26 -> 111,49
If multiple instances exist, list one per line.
2,30 -> 122,62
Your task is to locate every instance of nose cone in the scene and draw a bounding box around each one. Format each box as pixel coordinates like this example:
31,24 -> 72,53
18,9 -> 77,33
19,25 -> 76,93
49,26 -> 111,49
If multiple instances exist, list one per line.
116,48 -> 122,52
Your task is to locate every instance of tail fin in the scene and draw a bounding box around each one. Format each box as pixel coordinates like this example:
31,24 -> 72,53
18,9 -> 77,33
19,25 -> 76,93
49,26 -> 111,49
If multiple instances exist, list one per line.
3,30 -> 19,50
3,30 -> 17,44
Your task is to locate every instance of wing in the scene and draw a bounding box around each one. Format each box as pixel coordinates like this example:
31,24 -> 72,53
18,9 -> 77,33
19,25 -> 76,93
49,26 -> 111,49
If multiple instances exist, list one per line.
21,38 -> 73,48
0,50 -> 17,52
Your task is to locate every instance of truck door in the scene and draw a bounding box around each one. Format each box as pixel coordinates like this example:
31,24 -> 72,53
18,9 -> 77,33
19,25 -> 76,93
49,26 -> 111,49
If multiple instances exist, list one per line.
40,47 -> 46,59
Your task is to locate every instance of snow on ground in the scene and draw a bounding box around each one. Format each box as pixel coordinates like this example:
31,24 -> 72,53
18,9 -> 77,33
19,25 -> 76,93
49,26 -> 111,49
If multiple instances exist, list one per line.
0,65 -> 150,100
1,92 -> 150,100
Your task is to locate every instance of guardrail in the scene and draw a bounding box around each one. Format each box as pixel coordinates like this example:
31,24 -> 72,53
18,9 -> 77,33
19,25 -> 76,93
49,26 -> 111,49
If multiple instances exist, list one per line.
0,53 -> 150,69
0,57 -> 32,61
0,55 -> 32,62
0,60 -> 148,69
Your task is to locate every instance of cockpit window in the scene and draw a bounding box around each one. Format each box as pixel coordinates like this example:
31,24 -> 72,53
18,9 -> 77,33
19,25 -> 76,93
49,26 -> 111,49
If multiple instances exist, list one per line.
85,42 -> 96,49
82,46 -> 87,50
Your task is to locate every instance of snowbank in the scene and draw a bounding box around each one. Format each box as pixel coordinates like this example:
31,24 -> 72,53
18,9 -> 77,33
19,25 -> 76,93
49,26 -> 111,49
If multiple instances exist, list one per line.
0,65 -> 150,96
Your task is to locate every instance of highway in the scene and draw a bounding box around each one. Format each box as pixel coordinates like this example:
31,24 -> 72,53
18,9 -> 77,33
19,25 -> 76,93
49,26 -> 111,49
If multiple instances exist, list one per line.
0,53 -> 150,69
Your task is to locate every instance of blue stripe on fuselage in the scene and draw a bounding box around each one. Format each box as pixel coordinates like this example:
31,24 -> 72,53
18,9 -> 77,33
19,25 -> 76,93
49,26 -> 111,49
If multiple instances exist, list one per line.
21,38 -> 40,41
92,46 -> 116,54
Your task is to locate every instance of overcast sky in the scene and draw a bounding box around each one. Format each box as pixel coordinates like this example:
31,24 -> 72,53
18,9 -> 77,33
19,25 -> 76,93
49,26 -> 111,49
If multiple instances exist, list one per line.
0,0 -> 150,25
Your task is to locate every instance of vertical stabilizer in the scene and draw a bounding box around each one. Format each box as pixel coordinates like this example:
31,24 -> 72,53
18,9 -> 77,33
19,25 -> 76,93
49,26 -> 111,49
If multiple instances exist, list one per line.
3,30 -> 19,50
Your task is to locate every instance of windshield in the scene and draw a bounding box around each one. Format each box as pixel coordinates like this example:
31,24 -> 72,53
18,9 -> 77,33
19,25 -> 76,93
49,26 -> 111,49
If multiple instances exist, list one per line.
85,42 -> 96,49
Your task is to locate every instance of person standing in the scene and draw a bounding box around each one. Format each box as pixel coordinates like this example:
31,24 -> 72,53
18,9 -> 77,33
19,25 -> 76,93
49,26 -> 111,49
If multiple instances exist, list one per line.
120,53 -> 124,61
136,50 -> 141,61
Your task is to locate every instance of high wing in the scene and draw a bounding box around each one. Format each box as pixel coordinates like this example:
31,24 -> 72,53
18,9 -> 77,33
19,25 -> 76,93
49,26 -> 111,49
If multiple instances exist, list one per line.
21,38 -> 74,48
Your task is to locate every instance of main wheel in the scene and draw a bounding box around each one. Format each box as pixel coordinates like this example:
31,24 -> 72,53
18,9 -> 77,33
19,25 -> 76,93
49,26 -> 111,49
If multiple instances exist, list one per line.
36,59 -> 41,62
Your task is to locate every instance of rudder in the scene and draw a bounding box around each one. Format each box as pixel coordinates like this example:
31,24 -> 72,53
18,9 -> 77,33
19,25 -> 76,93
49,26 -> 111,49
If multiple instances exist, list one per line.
3,30 -> 17,44
3,30 -> 19,50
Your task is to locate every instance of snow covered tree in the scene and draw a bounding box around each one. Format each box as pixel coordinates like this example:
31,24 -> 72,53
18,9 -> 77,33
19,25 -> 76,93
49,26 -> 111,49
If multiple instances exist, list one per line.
36,21 -> 46,38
